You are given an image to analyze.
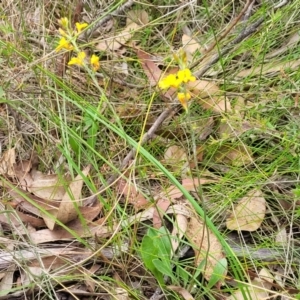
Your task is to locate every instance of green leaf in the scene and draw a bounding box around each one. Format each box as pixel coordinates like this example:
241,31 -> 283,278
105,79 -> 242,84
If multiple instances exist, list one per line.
156,227 -> 172,259
0,86 -> 5,98
69,128 -> 81,157
147,227 -> 158,238
140,235 -> 159,273
152,259 -> 175,282
207,258 -> 227,289
87,121 -> 99,148
175,265 -> 191,287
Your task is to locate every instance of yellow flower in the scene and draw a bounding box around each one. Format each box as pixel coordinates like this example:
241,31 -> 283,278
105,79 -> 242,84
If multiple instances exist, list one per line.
59,17 -> 69,29
159,74 -> 181,89
177,68 -> 196,83
90,54 -> 100,71
159,68 -> 196,90
177,92 -> 191,111
55,37 -> 73,52
68,51 -> 86,66
75,22 -> 88,33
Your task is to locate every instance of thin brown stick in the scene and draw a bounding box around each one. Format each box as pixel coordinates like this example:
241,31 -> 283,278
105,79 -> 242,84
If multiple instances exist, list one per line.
84,105 -> 179,205
205,0 -> 254,54
189,0 -> 255,71
86,14 -> 265,206
194,16 -> 264,78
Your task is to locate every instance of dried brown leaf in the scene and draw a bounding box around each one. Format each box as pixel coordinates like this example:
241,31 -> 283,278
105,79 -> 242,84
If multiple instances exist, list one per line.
15,210 -> 45,228
164,145 -> 187,163
164,145 -> 189,177
28,170 -> 68,201
167,285 -> 195,300
85,264 -> 101,292
96,22 -> 140,51
126,9 -> 149,25
226,189 -> 266,231
165,176 -> 218,200
214,143 -> 254,166
122,207 -> 155,227
237,59 -> 300,77
13,160 -> 32,189
188,80 -> 232,113
192,117 -> 215,141
0,265 -> 15,296
186,216 -> 226,281
170,211 -> 188,254
182,34 -> 205,63
0,148 -> 16,177
153,202 -> 191,230
275,227 -> 287,245
29,255 -> 69,270
6,184 -> 60,217
153,198 -> 172,229
136,49 -> 177,100
43,165 -> 91,230
0,201 -> 44,228
218,117 -> 256,139
117,179 -> 149,210
227,268 -> 273,300
21,266 -> 43,287
112,287 -> 129,300
136,48 -> 162,86
30,214 -> 112,244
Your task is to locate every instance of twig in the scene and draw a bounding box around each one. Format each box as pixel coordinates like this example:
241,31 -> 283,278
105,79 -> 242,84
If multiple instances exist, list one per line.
84,0 -> 134,39
274,0 -> 289,9
226,241 -> 299,263
189,0 -> 254,71
86,13 -> 265,207
205,0 -> 255,54
84,105 -> 179,205
194,16 -> 264,78
243,0 -> 255,22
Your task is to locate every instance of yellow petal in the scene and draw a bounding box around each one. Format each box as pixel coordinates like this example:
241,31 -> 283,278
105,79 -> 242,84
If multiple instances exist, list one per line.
68,57 -> 79,66
90,54 -> 100,71
177,68 -> 195,83
76,22 -> 88,33
68,52 -> 86,66
159,74 -> 179,89
55,37 -> 73,52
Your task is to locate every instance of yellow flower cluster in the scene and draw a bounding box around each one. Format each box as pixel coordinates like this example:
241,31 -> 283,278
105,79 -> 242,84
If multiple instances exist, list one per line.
159,67 -> 196,111
55,18 -> 88,52
159,69 -> 196,89
67,52 -> 100,72
55,17 -> 100,72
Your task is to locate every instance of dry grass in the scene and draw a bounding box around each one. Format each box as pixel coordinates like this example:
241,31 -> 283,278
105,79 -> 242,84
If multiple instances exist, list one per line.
0,0 -> 300,299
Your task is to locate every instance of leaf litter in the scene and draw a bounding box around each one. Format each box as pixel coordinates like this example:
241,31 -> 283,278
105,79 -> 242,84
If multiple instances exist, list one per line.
0,1 -> 299,299
226,189 -> 266,232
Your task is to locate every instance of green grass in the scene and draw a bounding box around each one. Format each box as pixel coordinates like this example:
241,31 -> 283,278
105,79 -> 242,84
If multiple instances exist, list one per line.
1,0 -> 300,299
